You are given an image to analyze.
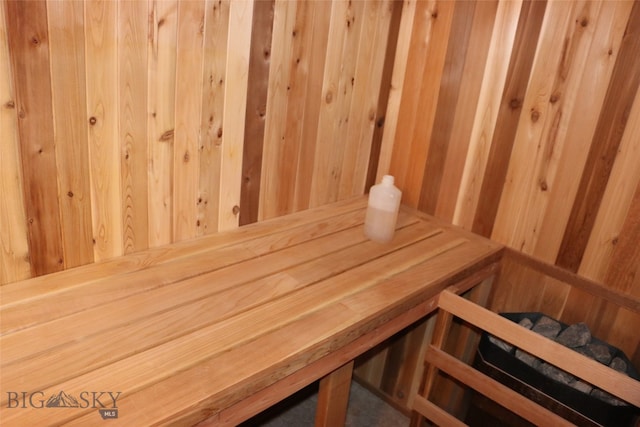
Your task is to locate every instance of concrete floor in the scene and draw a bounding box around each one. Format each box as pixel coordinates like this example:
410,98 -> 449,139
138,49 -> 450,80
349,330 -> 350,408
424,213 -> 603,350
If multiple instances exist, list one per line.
240,380 -> 409,427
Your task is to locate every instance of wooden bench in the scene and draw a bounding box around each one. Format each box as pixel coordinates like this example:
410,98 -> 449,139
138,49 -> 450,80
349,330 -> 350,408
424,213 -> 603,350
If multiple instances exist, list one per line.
411,249 -> 640,427
0,196 -> 502,426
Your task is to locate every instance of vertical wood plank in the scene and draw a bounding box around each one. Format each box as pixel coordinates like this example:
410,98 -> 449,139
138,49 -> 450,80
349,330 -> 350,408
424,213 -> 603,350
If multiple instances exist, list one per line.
311,0 -> 366,207
580,79 -> 640,282
259,0 -> 298,220
148,0 -> 178,247
85,0 -> 123,261
315,360 -> 354,427
376,0 -> 416,183
218,0 -> 253,230
433,0 -> 498,222
0,0 -> 31,284
491,0 -> 581,252
556,0 -> 640,272
533,0 -> 633,263
418,0 -> 477,215
453,0 -> 523,229
340,0 -> 394,199
199,0 -> 230,234
240,0 -> 273,225
173,0 -> 205,241
5,0 -> 64,276
47,0 -> 94,269
119,0 -> 149,253
605,182 -> 640,294
470,0 -> 547,237
390,0 -> 455,208
365,0 -> 402,191
293,0 -> 330,212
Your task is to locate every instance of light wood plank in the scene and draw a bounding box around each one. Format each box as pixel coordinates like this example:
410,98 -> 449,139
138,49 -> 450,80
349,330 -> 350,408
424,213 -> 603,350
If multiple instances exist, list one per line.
580,71 -> 640,281
0,0 -> 30,284
147,0 -> 178,247
376,0 -> 416,181
85,0 -> 123,261
218,0 -> 253,230
119,0 -> 149,253
311,0 -> 365,207
534,0 -> 633,263
5,0 -> 65,276
557,0 -> 640,271
173,0 -> 205,240
293,0 -> 330,212
315,361 -> 354,427
259,0 -> 298,220
453,0 -> 523,229
199,0 -> 230,234
341,0 -> 394,199
46,0 -> 94,269
434,0 -> 498,222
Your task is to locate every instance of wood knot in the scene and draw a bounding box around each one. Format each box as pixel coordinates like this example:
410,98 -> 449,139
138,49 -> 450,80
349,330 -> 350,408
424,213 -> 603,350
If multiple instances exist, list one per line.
4,100 -> 15,109
539,179 -> 548,192
67,191 -> 74,198
232,205 -> 240,215
509,98 -> 522,110
159,129 -> 174,142
183,150 -> 190,162
325,91 -> 333,104
89,116 -> 97,125
549,92 -> 560,104
531,109 -> 540,122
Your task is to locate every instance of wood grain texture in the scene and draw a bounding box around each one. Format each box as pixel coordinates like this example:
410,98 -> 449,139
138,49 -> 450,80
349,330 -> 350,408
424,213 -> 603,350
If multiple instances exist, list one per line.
470,0 -> 547,238
119,0 -> 149,253
218,0 -> 253,230
46,0 -> 94,269
557,0 -> 640,271
5,0 -> 64,276
173,0 -> 205,240
85,0 -> 123,261
240,0 -> 273,225
0,0 -> 30,284
199,0 -> 230,234
147,0 -> 177,247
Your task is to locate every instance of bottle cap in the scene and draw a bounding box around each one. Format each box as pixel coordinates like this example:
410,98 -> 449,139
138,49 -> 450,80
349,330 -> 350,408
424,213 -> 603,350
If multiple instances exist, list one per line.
382,175 -> 394,185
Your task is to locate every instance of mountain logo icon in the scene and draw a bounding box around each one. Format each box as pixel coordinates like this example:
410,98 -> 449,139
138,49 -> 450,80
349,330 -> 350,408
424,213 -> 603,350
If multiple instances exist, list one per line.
45,391 -> 80,408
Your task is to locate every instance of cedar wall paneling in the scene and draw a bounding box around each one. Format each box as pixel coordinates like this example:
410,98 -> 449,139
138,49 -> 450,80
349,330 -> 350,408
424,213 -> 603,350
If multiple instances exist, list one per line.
3,0 -> 640,412
358,0 -> 640,410
0,0 -> 397,283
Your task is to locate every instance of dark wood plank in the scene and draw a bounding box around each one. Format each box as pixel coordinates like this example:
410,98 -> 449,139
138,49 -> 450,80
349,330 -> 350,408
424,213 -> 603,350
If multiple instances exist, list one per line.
556,0 -> 640,271
471,0 -> 547,237
240,0 -> 274,225
365,0 -> 403,191
5,0 -> 64,276
418,0 -> 476,215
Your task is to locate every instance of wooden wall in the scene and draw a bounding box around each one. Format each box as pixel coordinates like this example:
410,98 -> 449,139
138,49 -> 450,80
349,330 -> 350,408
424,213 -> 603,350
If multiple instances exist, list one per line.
357,0 -> 640,411
381,0 -> 640,291
0,0 -> 398,284
3,0 -> 640,412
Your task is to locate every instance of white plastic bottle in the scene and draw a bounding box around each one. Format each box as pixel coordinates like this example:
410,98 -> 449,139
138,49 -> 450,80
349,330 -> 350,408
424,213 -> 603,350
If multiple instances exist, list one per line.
364,175 -> 402,243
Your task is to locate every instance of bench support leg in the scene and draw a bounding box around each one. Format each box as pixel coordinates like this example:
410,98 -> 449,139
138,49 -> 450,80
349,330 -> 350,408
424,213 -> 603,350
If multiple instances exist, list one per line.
315,360 -> 354,427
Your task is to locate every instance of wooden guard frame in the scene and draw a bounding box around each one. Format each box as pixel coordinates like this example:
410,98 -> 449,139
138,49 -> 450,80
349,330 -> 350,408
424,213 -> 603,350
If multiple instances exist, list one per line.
410,289 -> 640,426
